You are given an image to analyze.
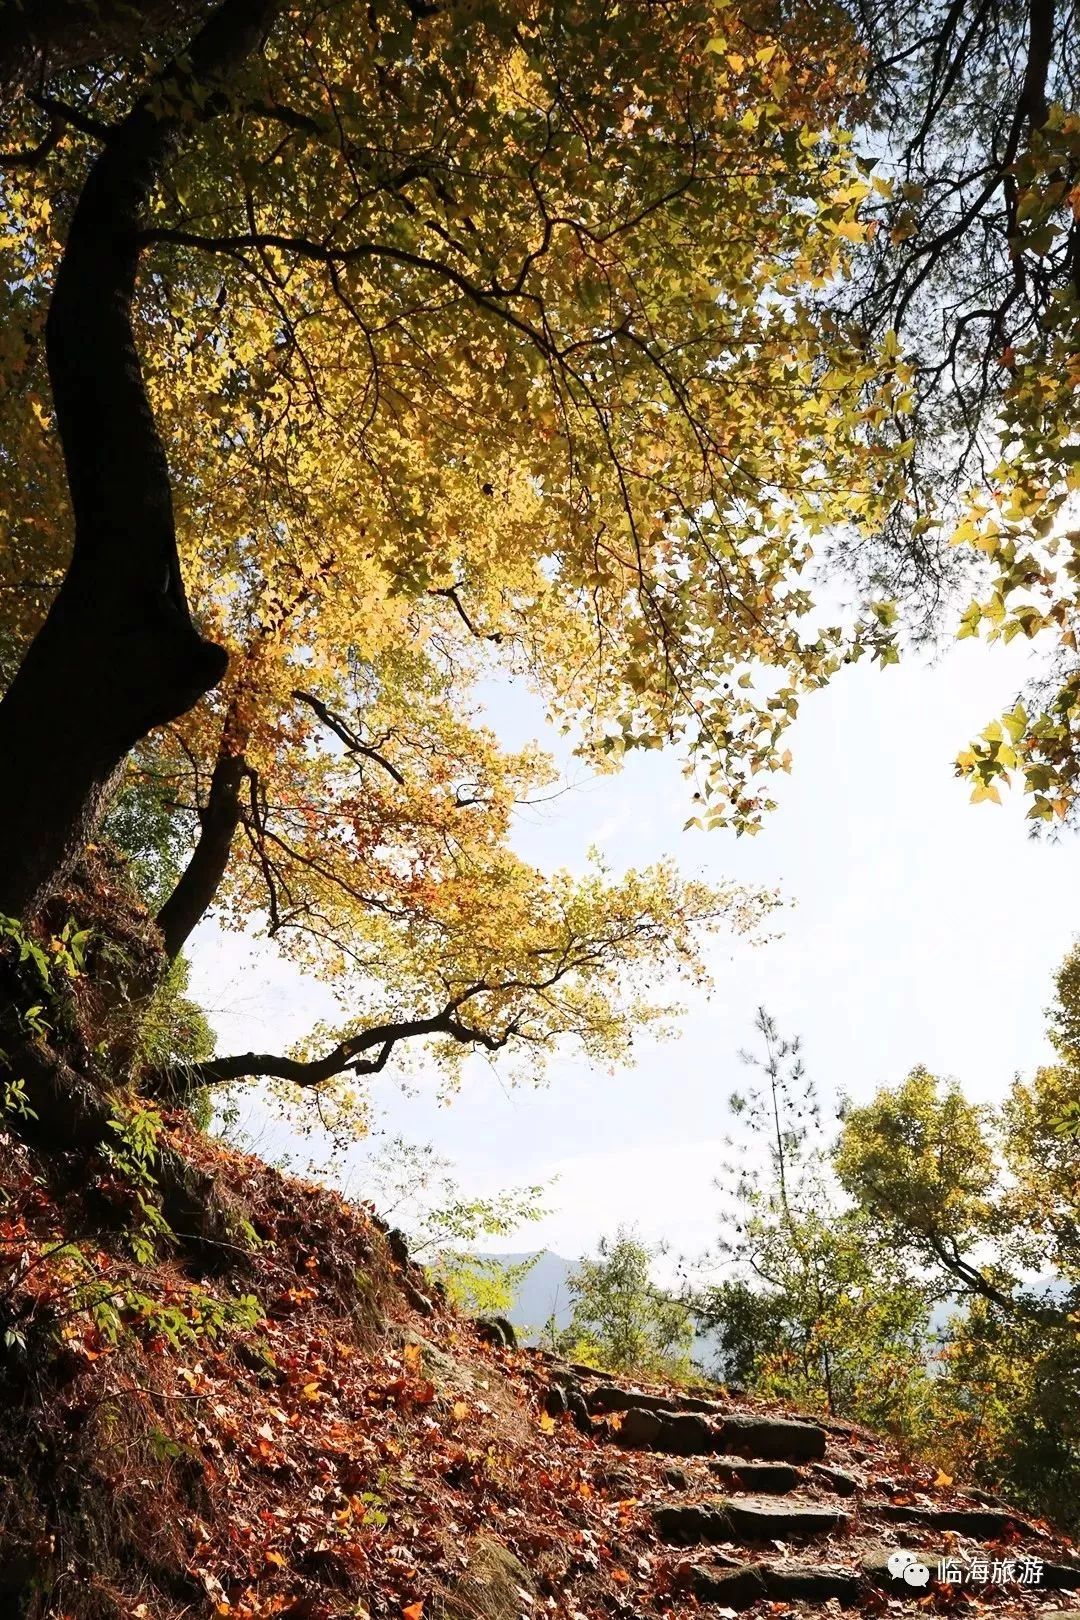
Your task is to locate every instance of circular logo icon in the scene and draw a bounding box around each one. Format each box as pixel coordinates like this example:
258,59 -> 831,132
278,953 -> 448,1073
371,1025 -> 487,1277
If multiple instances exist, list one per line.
886,1550 -> 930,1587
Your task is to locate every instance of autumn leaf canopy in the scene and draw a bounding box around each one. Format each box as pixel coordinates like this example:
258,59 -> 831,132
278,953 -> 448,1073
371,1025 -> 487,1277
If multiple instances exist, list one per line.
0,0 -> 906,1097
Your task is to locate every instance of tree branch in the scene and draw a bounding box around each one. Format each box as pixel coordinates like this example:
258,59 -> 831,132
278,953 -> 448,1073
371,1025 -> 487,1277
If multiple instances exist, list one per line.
146,989 -> 519,1096
0,0 -> 217,94
925,1231 -> 1061,1327
135,227 -> 554,353
428,584 -> 504,645
292,689 -> 406,783
155,704 -> 249,959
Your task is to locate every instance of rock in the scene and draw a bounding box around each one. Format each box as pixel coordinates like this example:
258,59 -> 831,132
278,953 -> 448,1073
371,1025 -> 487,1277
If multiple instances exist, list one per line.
877,1503 -> 1040,1538
663,1464 -> 691,1489
764,1564 -> 861,1605
617,1407 -> 827,1462
617,1407 -> 663,1449
708,1457 -> 800,1495
588,1384 -> 722,1416
654,1496 -> 851,1546
689,1561 -> 860,1608
862,1547 -> 936,1592
387,1226 -> 411,1267
544,1385 -> 568,1418
812,1463 -> 859,1496
716,1413 -> 828,1462
566,1387 -> 593,1434
662,1413 -> 718,1454
689,1562 -> 768,1606
474,1316 -> 517,1350
234,1337 -> 283,1384
394,1328 -> 482,1398
616,1407 -> 716,1454
545,1377 -> 593,1434
594,1465 -> 639,1496
403,1279 -> 435,1316
864,1548 -> 1080,1596
436,1536 -> 538,1620
1042,1565 -> 1080,1592
537,1354 -> 603,1380
965,1487 -> 1008,1506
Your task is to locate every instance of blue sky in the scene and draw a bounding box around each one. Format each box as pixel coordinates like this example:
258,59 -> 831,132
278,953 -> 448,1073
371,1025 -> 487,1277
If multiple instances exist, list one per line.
188,630 -> 1080,1267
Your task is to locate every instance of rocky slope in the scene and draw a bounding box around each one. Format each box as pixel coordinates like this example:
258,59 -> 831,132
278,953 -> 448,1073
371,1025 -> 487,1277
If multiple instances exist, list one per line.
1,1118 -> 1077,1620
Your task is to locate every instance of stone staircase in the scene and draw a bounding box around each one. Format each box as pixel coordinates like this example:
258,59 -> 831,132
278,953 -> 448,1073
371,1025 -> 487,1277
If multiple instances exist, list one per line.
539,1359 -> 1080,1614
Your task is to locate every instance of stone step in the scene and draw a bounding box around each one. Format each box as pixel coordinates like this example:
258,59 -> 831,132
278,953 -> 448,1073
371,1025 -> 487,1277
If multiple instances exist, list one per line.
588,1383 -> 722,1416
618,1408 -> 716,1454
686,1554 -> 1080,1611
654,1496 -> 852,1546
616,1405 -> 828,1462
688,1560 -> 860,1608
715,1413 -> 828,1462
708,1458 -> 801,1495
811,1463 -> 859,1497
876,1502 -> 1041,1538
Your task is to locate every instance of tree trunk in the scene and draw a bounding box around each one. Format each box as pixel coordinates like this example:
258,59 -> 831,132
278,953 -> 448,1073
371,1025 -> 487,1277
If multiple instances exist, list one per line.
156,710 -> 248,960
0,0 -> 280,922
0,567 -> 228,923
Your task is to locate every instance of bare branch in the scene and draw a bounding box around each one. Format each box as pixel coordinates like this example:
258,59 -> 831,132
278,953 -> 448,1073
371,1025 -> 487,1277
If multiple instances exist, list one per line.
293,688 -> 406,783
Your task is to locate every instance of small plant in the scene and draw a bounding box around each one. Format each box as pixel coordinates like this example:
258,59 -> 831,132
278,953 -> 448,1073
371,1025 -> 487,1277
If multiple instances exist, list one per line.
0,911 -> 92,1056
103,1101 -> 175,1264
2,1077 -> 37,1122
90,1285 -> 262,1349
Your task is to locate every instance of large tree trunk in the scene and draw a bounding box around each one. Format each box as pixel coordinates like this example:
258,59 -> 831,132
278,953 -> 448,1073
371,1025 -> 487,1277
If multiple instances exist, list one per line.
0,0 -> 279,922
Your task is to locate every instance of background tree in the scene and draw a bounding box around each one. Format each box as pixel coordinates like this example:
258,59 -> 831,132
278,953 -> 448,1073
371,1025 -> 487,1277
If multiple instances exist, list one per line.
337,1135 -> 547,1320
840,0 -> 1080,822
835,974 -> 1080,1529
695,986 -> 1080,1528
696,1009 -> 936,1433
559,1227 -> 694,1378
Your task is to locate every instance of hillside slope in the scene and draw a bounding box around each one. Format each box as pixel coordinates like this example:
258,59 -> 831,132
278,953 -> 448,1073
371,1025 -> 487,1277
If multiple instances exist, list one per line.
2,1120 -> 1078,1620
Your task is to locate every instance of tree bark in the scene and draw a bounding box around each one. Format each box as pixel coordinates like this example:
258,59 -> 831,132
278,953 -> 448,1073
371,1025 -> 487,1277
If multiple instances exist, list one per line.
0,0 -> 280,923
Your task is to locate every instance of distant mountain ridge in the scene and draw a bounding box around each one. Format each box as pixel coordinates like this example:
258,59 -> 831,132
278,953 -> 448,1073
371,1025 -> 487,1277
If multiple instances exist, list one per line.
488,1250 -> 576,1340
